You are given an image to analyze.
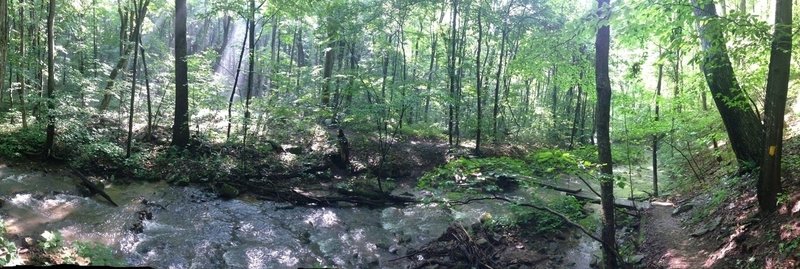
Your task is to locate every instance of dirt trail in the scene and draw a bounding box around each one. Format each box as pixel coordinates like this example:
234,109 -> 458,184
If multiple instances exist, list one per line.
641,203 -> 716,268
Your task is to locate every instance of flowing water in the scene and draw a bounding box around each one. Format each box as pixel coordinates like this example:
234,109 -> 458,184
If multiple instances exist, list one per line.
0,164 -> 600,268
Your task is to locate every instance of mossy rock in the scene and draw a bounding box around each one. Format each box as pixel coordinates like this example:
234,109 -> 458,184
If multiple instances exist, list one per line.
217,183 -> 240,199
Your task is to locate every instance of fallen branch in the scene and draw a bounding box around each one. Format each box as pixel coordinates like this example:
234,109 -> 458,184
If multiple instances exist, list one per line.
447,195 -> 623,265
576,174 -> 601,197
70,169 -> 119,207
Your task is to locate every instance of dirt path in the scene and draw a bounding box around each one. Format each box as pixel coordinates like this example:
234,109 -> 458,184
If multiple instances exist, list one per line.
641,203 -> 716,268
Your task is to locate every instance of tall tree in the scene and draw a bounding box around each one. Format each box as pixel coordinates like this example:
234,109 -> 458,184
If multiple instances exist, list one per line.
447,0 -> 458,146
493,23 -> 508,144
99,0 -> 149,110
691,0 -> 763,168
227,22 -> 249,140
652,52 -> 664,197
42,0 -> 55,158
17,0 -> 26,128
321,16 -> 335,107
126,0 -> 147,158
242,0 -> 256,145
140,38 -> 153,139
595,0 -> 617,267
172,0 -> 189,148
475,3 -> 483,155
0,0 -> 6,109
757,0 -> 792,213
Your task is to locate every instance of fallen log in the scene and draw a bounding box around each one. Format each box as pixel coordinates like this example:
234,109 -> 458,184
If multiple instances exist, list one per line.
70,169 -> 119,207
515,175 -> 582,194
570,191 -> 649,210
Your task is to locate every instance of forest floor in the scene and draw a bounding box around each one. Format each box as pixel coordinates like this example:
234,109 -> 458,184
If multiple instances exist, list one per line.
641,203 -> 717,268
636,136 -> 800,269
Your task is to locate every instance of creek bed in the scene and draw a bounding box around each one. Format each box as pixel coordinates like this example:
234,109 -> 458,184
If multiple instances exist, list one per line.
0,164 -> 599,268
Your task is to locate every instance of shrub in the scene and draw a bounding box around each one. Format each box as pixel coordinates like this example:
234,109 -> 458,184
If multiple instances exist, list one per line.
418,157 -> 532,193
74,242 -> 125,266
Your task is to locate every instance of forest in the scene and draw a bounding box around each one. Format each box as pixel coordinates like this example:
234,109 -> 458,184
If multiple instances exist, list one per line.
0,0 -> 798,268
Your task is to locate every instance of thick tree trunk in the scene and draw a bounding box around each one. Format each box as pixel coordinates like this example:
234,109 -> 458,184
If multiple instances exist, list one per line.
758,0 -> 791,214
595,0 -> 618,267
43,0 -> 55,158
692,0 -> 764,168
172,0 -> 189,148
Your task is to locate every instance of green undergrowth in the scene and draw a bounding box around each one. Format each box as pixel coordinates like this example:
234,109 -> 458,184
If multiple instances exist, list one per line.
0,218 -> 21,266
0,120 -> 328,189
484,195 -> 591,236
38,230 -> 125,266
419,148 -> 600,193
420,148 -> 601,236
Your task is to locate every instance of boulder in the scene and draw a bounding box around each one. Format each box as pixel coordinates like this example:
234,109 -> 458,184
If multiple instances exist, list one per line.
282,145 -> 303,155
672,203 -> 694,216
691,216 -> 722,237
627,254 -> 645,264
217,183 -> 240,199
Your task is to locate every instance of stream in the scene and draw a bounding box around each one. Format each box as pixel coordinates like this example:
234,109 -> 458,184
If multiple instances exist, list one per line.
0,164 -> 600,268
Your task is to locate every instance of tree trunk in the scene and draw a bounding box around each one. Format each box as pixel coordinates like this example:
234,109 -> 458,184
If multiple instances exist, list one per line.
595,0 -> 618,267
140,39 -> 152,139
99,1 -> 148,111
226,22 -> 249,140
493,24 -> 507,144
692,0 -> 764,168
242,0 -> 256,145
424,18 -> 437,123
172,0 -> 189,148
0,0 -> 6,111
447,0 -> 458,146
17,0 -> 26,128
757,0 -> 791,214
569,80 -> 583,150
321,17 -> 335,108
126,0 -> 146,158
42,0 -> 55,158
653,54 -> 663,197
475,4 -> 483,155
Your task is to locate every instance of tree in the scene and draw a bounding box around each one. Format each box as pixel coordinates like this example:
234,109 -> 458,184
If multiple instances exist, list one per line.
227,21 -> 249,140
99,0 -> 149,111
652,52 -> 663,197
42,0 -> 55,158
242,0 -> 256,145
691,0 -> 763,169
172,0 -> 190,148
126,0 -> 148,157
17,0 -> 26,129
475,3 -> 483,155
595,0 -> 617,267
0,0 -> 6,110
447,0 -> 458,146
757,0 -> 792,214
